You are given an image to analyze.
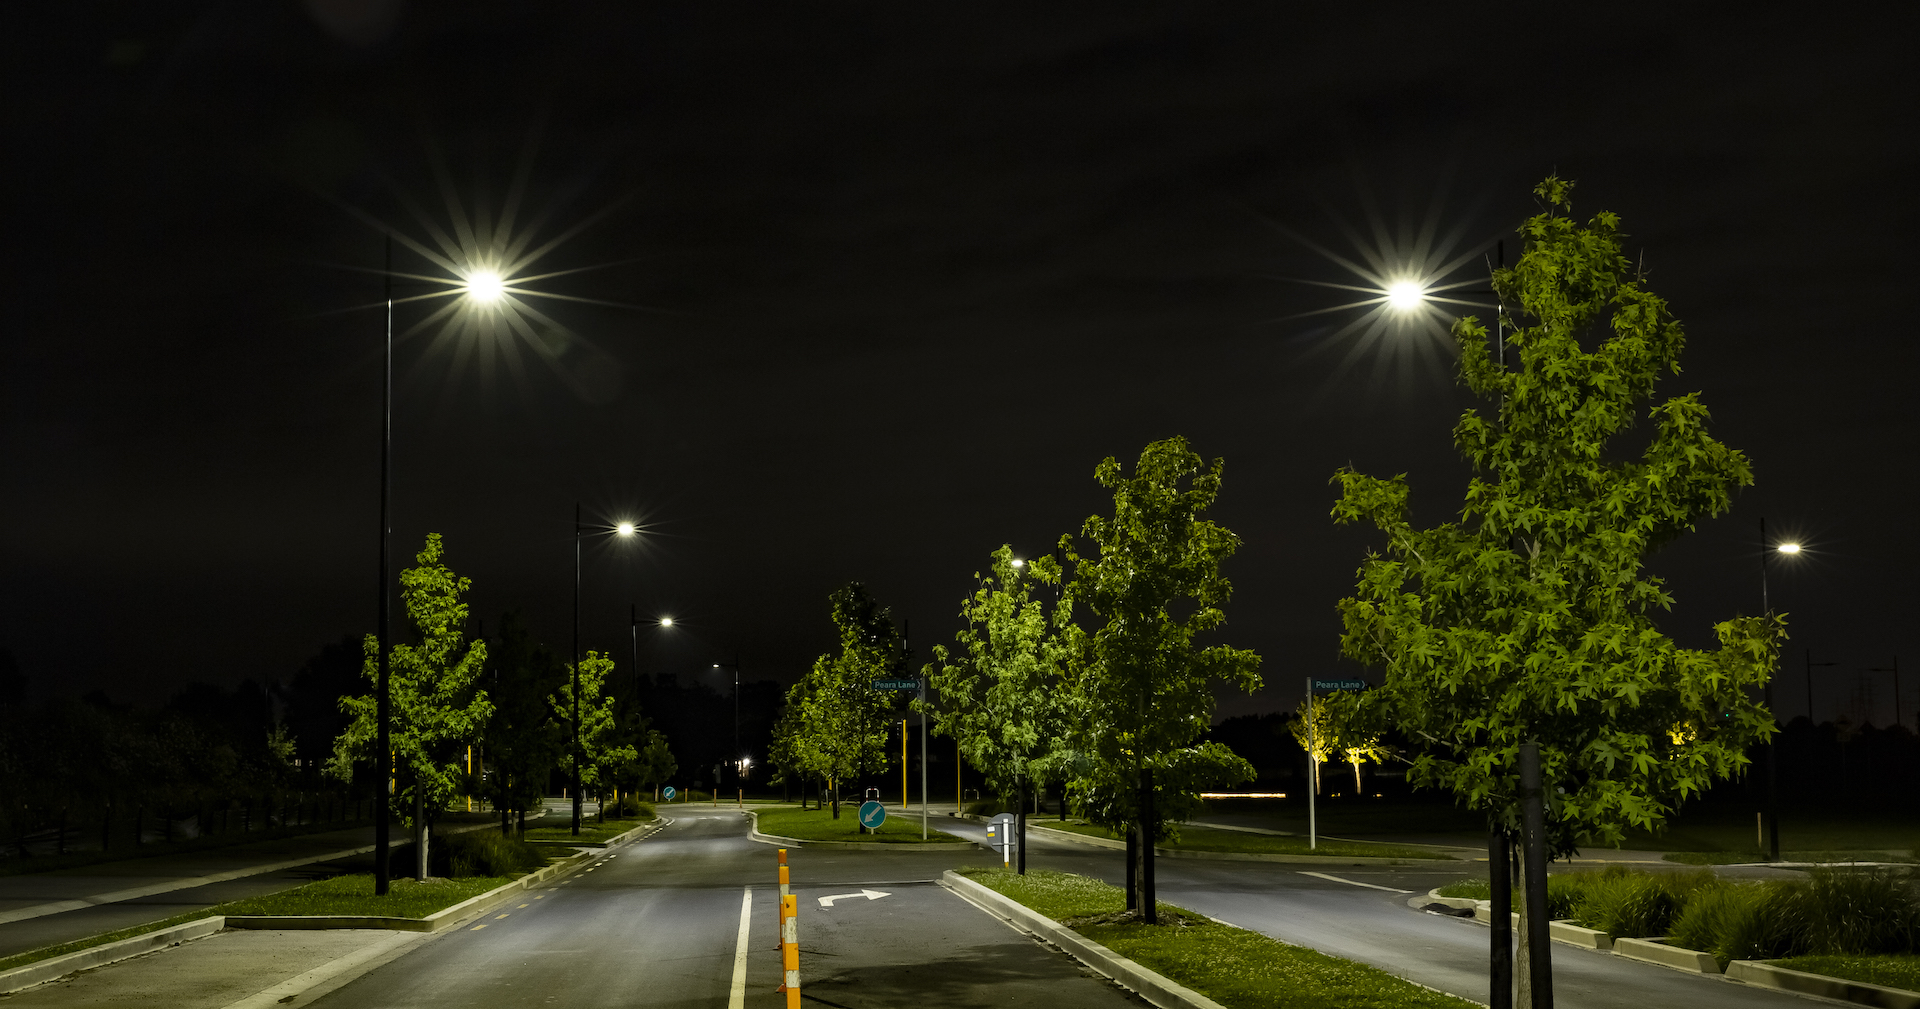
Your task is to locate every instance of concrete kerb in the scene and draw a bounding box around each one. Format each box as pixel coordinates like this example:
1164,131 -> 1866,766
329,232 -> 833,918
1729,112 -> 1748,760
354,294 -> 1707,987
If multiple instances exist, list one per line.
1411,889 -> 1614,951
1726,959 -> 1920,1008
940,870 -> 1230,1009
743,809 -> 976,851
0,917 -> 226,994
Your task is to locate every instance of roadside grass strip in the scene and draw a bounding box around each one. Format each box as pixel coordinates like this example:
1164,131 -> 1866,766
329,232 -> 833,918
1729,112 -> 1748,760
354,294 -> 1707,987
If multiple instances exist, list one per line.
1044,821 -> 1448,860
1770,954 -> 1920,993
0,818 -> 379,879
214,872 -> 518,918
959,868 -> 1476,1009
753,807 -> 962,843
0,908 -> 219,975
521,817 -> 654,844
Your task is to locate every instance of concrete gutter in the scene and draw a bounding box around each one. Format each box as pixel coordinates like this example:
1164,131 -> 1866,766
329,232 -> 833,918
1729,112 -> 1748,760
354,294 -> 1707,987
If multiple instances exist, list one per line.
0,916 -> 226,994
940,870 -> 1229,1009
744,810 -> 975,851
1726,960 -> 1920,1007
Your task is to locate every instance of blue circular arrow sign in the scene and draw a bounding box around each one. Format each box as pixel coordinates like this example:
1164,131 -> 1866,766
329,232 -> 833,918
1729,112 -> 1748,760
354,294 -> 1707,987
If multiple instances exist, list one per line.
858,800 -> 886,829
663,786 -> 677,800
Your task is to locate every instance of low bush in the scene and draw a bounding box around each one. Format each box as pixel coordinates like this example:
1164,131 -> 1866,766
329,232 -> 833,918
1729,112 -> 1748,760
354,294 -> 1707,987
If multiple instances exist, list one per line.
964,799 -> 1004,816
441,829 -> 547,878
1568,867 -> 1716,938
600,796 -> 655,819
1809,868 -> 1917,955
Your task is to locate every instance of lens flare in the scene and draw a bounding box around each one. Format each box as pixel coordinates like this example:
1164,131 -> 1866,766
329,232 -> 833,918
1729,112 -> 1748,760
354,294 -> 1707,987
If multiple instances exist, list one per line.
1386,281 -> 1426,311
464,270 -> 505,303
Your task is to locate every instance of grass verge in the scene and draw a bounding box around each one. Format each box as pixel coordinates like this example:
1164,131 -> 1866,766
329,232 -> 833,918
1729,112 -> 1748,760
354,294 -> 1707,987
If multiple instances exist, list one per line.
522,817 -> 653,844
959,868 -> 1475,1009
1771,954 -> 1920,992
1042,820 -> 1450,860
754,807 -> 961,843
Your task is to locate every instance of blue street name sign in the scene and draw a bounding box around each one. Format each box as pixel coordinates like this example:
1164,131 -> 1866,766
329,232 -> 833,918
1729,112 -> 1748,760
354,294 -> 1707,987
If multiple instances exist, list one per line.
858,800 -> 887,829
663,786 -> 676,800
871,679 -> 919,690
1313,679 -> 1367,691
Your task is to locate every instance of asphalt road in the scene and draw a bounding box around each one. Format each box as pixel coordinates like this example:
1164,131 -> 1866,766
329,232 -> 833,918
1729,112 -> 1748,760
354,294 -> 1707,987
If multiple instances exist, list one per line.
941,817 -> 1820,1009
308,809 -> 1146,1009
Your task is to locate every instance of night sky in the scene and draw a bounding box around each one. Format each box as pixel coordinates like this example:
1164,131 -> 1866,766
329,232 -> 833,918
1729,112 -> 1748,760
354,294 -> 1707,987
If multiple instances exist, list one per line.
6,3 -> 1915,727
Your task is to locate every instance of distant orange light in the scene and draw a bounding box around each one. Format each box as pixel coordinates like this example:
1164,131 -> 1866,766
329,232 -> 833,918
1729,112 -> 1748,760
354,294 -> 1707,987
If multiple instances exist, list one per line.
1199,792 -> 1288,799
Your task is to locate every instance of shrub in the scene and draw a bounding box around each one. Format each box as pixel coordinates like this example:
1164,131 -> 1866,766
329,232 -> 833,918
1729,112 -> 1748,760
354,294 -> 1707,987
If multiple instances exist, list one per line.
1570,867 -> 1714,938
1807,869 -> 1916,956
601,796 -> 655,819
964,799 -> 1004,816
1666,881 -> 1809,965
440,829 -> 547,879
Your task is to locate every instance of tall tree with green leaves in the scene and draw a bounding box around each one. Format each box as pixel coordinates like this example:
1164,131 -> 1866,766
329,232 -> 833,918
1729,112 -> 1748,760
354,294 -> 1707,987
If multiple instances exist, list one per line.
1330,177 -> 1779,857
923,545 -> 1071,871
551,651 -> 637,821
776,583 -> 904,818
1065,437 -> 1262,919
330,533 -> 492,879
480,612 -> 565,836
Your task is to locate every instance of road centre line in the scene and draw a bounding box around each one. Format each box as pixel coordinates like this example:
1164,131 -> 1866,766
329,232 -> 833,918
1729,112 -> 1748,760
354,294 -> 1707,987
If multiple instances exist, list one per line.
728,887 -> 752,1009
1297,871 -> 1413,893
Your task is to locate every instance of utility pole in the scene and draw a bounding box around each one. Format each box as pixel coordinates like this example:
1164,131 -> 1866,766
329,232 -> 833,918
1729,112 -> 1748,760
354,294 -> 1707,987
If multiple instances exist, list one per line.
374,233 -> 393,897
571,504 -> 582,836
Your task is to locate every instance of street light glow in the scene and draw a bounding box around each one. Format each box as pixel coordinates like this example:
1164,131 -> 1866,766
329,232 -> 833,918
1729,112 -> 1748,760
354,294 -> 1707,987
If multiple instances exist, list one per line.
616,522 -> 636,536
1386,281 -> 1426,311
464,270 -> 505,303
1011,558 -> 1024,568
1777,543 -> 1802,554
660,616 -> 674,627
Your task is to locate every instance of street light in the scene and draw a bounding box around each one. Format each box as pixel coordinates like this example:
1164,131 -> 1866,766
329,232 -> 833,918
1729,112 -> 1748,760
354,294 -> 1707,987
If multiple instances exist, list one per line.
714,659 -> 742,801
570,509 -> 652,836
1759,518 -> 1806,862
370,238 -> 505,895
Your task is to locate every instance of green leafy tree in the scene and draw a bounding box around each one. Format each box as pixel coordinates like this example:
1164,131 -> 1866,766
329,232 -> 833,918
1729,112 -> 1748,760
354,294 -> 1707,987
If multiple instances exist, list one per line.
551,651 -> 638,822
1330,176 -> 1780,856
1064,437 -> 1262,918
330,534 -> 493,878
777,583 -> 903,818
480,612 -> 565,835
629,729 -> 677,799
923,545 -> 1070,869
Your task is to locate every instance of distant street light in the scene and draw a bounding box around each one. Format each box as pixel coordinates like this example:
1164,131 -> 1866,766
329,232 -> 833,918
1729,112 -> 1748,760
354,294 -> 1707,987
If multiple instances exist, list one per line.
714,659 -> 743,797
1759,518 -> 1806,862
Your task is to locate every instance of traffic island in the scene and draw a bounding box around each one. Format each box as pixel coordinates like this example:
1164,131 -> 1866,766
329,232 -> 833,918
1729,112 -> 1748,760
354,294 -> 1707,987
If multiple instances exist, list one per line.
944,868 -> 1476,1009
746,808 -> 974,850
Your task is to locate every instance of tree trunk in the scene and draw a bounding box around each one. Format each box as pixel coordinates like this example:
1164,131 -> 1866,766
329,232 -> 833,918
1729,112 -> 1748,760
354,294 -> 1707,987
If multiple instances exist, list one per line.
830,779 -> 839,819
135,806 -> 145,846
414,788 -> 428,882
1124,826 -> 1137,910
1490,829 -> 1513,1009
1138,767 -> 1157,924
1352,758 -> 1363,793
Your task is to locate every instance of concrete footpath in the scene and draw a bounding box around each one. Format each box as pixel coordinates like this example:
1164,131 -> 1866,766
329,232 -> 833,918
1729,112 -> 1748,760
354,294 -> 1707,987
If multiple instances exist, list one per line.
0,928 -> 431,1008
0,812 -> 513,960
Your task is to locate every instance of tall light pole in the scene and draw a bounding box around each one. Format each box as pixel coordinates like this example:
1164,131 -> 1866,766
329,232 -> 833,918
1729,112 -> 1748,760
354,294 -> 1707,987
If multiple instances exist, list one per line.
571,504 -> 584,835
374,236 -> 394,896
713,659 -> 742,798
1760,519 -> 1803,862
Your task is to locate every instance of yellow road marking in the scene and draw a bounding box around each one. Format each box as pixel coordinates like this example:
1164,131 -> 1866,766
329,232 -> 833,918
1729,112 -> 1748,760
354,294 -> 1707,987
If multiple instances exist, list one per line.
518,903 -> 529,908
495,913 -> 510,919
470,924 -> 487,930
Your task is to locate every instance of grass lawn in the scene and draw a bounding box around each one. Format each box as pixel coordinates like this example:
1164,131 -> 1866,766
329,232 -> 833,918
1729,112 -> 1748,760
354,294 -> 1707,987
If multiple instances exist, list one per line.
960,868 -> 1476,1009
1040,820 -> 1451,861
1662,849 -> 1915,865
0,871 -> 524,976
754,807 -> 961,843
215,872 -> 521,918
1773,954 -> 1920,992
522,817 -> 652,844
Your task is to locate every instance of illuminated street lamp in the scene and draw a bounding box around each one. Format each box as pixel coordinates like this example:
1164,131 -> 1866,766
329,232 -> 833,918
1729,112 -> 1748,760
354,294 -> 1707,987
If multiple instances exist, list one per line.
371,243 -> 504,895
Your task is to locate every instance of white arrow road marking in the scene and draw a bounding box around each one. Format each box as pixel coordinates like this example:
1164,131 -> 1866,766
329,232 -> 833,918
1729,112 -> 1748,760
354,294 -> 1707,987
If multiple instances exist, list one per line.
1298,871 -> 1413,894
816,888 -> 891,907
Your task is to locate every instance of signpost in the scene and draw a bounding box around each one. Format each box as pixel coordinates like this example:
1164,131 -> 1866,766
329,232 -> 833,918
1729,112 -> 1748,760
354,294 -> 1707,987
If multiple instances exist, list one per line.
1304,676 -> 1368,850
663,786 -> 676,801
986,812 -> 1017,868
871,680 -> 918,690
858,800 -> 887,831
